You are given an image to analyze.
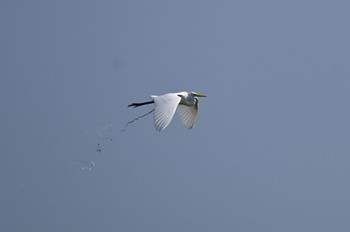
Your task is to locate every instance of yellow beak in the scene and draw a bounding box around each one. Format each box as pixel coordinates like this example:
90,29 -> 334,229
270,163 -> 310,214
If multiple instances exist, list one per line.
194,93 -> 206,97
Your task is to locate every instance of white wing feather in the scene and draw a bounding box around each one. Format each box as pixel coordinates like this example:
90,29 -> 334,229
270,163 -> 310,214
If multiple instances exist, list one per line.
177,101 -> 198,129
151,94 -> 181,131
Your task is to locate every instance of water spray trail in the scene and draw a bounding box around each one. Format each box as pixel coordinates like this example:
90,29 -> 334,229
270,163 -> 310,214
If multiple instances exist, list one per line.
121,109 -> 154,132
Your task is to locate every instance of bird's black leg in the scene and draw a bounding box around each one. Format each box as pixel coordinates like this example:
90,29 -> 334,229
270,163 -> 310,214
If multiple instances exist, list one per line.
128,100 -> 154,108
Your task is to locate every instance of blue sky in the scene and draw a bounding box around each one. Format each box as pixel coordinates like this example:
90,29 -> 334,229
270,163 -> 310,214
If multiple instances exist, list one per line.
1,1 -> 350,231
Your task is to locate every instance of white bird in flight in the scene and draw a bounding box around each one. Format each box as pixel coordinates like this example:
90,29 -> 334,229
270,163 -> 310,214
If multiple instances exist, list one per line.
128,91 -> 206,131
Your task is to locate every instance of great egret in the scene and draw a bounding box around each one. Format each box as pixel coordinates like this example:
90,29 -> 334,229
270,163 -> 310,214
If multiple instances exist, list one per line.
128,91 -> 206,131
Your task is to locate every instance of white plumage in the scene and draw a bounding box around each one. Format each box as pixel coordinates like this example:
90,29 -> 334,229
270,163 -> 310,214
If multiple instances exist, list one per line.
128,91 -> 206,131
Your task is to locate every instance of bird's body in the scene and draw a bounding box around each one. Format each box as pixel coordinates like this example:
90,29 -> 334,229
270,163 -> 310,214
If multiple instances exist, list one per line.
128,91 -> 206,131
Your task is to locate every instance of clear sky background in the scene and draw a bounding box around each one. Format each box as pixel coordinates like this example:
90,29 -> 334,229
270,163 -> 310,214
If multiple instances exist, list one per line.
1,0 -> 350,231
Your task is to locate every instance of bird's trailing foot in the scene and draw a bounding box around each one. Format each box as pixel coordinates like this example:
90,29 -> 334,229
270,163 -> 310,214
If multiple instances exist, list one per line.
128,100 -> 154,108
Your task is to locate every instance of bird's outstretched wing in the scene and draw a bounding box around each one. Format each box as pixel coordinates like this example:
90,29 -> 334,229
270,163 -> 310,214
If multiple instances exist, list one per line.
151,94 -> 181,131
177,100 -> 198,129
